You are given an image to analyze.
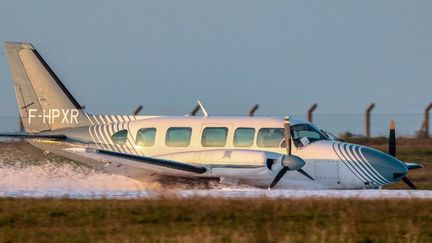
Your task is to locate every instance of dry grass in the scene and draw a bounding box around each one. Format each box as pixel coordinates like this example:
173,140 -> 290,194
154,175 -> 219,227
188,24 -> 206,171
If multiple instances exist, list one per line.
1,198 -> 432,242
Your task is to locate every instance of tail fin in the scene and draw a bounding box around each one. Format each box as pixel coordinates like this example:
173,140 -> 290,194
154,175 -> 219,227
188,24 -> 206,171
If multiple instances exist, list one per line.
5,42 -> 91,133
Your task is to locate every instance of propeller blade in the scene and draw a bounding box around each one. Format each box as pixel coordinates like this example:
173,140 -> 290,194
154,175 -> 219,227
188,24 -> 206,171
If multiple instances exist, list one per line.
297,168 -> 315,181
283,116 -> 291,155
389,120 -> 396,157
388,121 -> 419,190
402,176 -> 417,190
269,166 -> 289,188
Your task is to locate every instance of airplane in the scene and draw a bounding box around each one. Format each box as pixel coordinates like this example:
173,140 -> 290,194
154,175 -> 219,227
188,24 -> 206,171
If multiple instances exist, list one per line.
0,42 -> 424,190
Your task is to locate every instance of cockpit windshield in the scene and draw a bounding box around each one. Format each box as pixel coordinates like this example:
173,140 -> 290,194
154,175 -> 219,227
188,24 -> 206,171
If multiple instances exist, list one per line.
291,123 -> 329,147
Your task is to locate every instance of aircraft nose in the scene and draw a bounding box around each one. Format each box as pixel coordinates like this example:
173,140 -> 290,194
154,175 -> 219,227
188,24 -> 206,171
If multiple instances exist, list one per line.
361,147 -> 408,183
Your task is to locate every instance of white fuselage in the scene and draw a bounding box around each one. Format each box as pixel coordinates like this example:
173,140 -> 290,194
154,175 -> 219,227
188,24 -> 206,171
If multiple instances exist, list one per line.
32,115 -> 401,190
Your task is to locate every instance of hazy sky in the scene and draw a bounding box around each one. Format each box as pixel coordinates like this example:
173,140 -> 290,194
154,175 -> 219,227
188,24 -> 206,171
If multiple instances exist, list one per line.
0,0 -> 431,117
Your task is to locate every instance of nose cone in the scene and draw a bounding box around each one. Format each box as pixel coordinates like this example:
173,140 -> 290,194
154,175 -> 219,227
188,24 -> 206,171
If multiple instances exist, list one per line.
361,147 -> 408,182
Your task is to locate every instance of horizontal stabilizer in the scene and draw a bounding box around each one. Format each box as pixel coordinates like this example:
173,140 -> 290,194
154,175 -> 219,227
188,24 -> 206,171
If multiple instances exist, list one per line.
405,162 -> 423,170
90,149 -> 207,174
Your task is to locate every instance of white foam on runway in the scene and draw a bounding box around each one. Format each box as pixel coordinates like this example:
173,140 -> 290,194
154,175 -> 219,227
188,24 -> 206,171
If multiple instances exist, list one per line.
1,188 -> 432,200
0,160 -> 157,191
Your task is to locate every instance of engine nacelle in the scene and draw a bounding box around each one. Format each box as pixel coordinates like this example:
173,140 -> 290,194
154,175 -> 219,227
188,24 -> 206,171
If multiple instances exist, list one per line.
156,149 -> 283,167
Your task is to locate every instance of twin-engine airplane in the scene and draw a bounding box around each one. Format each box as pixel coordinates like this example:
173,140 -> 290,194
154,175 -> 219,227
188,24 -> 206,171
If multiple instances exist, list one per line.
0,42 -> 423,189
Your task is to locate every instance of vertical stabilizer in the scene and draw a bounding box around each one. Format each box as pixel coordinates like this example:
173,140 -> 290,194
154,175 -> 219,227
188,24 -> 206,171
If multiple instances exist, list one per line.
5,42 -> 91,133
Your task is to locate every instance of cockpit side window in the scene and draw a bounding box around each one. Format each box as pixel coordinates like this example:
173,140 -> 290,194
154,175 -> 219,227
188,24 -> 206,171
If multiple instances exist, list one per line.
111,129 -> 128,146
257,128 -> 284,148
291,124 -> 328,147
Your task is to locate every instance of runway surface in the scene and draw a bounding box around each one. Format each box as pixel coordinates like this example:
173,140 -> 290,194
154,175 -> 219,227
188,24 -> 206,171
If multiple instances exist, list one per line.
2,188 -> 432,200
1,141 -> 432,199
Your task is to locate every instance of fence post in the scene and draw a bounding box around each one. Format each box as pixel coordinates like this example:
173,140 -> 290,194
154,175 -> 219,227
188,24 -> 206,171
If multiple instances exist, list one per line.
249,104 -> 259,116
133,105 -> 143,116
419,102 -> 432,138
365,103 -> 375,138
307,103 -> 318,122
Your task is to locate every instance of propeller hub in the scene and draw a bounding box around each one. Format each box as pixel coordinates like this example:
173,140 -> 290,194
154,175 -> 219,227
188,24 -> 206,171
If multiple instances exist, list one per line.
281,155 -> 306,171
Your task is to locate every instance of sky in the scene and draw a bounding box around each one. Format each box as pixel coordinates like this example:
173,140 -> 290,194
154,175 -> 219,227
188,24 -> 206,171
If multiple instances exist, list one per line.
0,0 -> 431,117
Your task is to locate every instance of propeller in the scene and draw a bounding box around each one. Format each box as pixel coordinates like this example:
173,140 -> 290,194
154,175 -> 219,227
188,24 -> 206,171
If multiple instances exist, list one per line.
388,120 -> 416,189
269,117 -> 314,188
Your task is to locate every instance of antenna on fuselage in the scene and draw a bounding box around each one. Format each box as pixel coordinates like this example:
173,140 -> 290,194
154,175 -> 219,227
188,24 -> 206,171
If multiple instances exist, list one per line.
197,99 -> 209,117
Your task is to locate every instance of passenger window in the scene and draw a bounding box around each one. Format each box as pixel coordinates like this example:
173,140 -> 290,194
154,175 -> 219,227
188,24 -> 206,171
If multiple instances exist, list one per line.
166,127 -> 192,147
257,128 -> 284,148
111,129 -> 128,145
234,128 -> 255,147
201,127 -> 228,147
136,128 -> 156,147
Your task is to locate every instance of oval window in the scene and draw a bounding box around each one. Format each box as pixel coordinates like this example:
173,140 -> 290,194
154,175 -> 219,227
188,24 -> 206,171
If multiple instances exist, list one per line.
165,127 -> 192,147
111,129 -> 128,145
136,128 -> 156,147
201,127 -> 228,147
234,128 -> 255,147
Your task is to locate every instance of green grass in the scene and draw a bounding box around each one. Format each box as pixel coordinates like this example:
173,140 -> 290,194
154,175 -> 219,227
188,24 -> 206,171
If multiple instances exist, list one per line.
1,198 -> 432,242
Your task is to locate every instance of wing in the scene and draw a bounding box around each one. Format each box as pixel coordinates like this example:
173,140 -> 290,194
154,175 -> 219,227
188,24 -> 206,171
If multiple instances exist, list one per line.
0,133 -> 67,140
64,148 -> 208,177
96,149 -> 207,174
